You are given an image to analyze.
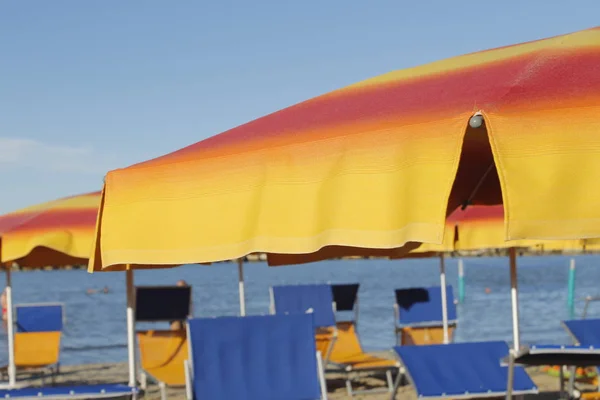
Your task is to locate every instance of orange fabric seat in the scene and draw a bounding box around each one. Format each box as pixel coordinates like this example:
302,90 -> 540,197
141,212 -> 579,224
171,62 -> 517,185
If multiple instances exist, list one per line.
14,331 -> 61,368
329,322 -> 398,371
398,325 -> 456,346
137,329 -> 188,387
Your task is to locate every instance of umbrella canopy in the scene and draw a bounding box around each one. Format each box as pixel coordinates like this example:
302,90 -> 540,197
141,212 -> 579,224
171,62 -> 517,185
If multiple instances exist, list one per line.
90,26 -> 600,271
0,191 -> 101,267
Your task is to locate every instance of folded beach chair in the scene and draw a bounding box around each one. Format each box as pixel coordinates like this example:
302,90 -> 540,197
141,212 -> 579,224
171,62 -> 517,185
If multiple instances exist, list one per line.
331,283 -> 360,324
394,286 -> 457,345
394,341 -> 538,399
505,344 -> 600,399
184,314 -> 327,400
562,319 -> 600,397
0,303 -> 64,383
135,285 -> 192,400
271,284 -> 399,396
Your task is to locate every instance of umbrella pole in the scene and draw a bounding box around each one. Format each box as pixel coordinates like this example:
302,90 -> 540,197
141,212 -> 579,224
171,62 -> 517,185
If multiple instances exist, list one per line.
509,248 -> 520,351
237,258 -> 246,316
5,267 -> 15,387
439,254 -> 449,344
125,268 -> 137,388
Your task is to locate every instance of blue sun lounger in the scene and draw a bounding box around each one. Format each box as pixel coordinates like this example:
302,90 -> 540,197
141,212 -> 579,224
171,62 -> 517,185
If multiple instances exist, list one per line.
270,284 -> 399,396
394,286 -> 457,345
393,341 -> 538,399
1,303 -> 65,382
184,314 -> 327,400
0,305 -> 138,399
0,384 -> 138,399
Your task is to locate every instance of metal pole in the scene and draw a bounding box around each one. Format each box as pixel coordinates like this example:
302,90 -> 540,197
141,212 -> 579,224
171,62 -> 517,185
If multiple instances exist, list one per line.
237,258 -> 246,316
509,248 -> 520,351
439,254 -> 449,344
125,268 -> 137,388
5,267 -> 15,386
567,258 -> 576,319
458,258 -> 465,304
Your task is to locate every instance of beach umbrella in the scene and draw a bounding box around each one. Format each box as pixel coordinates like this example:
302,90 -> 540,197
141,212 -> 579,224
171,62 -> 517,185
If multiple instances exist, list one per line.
89,26 -> 600,274
0,191 -> 100,388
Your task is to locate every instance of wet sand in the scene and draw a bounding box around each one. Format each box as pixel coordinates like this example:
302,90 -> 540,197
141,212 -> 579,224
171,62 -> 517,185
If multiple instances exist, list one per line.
13,361 -> 584,399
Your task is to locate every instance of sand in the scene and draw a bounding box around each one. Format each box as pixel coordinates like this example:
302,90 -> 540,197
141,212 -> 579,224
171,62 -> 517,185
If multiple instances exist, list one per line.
12,361 -> 586,399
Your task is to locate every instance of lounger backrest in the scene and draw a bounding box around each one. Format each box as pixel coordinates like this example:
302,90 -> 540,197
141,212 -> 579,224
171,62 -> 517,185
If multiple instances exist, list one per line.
563,319 -> 600,346
271,284 -> 336,328
395,286 -> 456,326
15,303 -> 63,333
331,283 -> 359,312
395,341 -> 537,398
187,314 -> 322,400
135,285 -> 192,322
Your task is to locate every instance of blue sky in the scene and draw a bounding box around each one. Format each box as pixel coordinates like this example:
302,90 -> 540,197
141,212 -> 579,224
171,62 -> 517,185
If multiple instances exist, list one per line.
0,1 -> 597,213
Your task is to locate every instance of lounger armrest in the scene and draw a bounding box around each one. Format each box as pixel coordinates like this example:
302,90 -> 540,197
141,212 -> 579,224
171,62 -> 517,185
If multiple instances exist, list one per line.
184,359 -> 192,400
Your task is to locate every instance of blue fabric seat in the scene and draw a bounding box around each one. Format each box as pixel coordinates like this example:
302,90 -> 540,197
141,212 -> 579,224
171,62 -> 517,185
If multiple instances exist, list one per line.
395,285 -> 457,327
0,383 -> 137,399
270,284 -> 337,328
394,341 -> 538,399
185,314 -> 327,400
270,284 -> 398,396
16,304 -> 64,333
563,319 -> 600,346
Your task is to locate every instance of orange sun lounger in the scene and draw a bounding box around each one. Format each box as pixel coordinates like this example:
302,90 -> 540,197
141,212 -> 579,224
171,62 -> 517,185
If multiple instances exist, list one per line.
137,330 -> 188,396
271,284 -> 399,396
135,285 -> 192,400
0,303 -> 64,383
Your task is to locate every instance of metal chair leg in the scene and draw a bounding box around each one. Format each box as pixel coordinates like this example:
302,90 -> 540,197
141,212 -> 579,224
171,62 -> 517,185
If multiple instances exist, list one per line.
159,381 -> 167,400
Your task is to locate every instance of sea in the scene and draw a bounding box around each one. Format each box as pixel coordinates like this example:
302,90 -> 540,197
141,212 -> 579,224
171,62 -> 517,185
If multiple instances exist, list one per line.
0,254 -> 598,365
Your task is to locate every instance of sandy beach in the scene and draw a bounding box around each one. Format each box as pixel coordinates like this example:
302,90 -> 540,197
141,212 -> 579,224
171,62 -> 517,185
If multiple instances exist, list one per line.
13,361 -> 579,399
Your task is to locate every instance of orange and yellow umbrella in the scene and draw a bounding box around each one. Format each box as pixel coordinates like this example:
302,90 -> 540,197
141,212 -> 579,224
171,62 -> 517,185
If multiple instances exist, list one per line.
0,191 -> 101,267
90,26 -> 600,271
0,191 -> 102,388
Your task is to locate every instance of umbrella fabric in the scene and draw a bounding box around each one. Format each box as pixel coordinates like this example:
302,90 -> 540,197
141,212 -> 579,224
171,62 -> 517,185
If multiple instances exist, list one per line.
0,192 -> 100,267
90,26 -> 600,271
446,206 -> 584,252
